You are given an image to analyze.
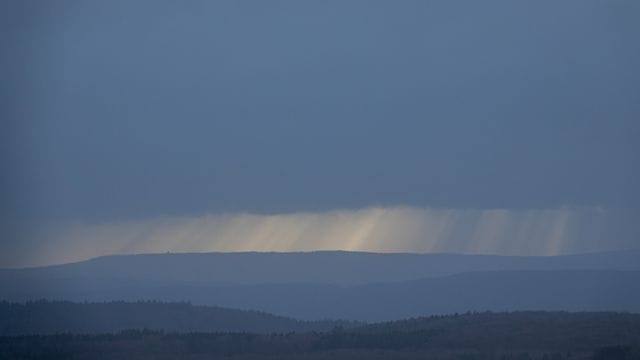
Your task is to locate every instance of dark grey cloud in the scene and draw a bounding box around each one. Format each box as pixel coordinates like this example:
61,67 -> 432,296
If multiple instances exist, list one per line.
2,0 -> 639,224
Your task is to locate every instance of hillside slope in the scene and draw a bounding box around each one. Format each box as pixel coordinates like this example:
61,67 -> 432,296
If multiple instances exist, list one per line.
0,301 -> 355,335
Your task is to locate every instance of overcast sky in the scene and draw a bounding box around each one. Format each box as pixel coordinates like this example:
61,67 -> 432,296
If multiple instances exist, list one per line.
2,0 -> 639,266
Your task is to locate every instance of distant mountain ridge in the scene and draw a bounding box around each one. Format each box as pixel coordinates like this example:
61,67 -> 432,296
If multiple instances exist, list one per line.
2,251 -> 639,321
3,250 -> 640,284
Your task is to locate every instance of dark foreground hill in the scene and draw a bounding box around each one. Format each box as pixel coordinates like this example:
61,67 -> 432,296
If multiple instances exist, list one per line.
1,311 -> 639,360
0,301 -> 355,335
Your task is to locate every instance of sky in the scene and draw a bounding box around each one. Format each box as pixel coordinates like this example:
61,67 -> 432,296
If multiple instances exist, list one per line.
1,0 -> 639,267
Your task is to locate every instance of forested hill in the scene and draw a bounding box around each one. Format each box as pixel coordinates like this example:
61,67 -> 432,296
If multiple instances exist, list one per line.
358,311 -> 640,341
0,301 -> 356,335
1,311 -> 639,360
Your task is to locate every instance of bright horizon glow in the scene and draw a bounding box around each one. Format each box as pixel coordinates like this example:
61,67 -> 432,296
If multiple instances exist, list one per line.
13,206 -> 629,268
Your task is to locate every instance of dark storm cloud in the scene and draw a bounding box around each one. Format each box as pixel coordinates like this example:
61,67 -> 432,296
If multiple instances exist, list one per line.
2,0 -> 639,222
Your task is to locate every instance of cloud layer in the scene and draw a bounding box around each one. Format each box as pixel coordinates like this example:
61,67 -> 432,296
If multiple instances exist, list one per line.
16,206 -> 636,268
